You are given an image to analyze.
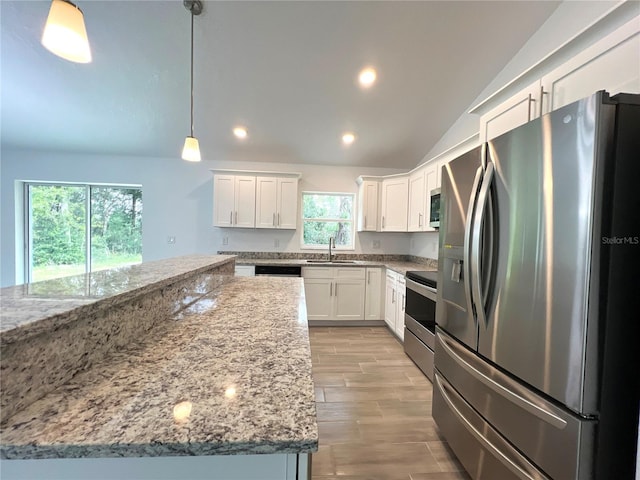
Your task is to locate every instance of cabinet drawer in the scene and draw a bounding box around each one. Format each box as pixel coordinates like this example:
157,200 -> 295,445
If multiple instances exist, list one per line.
302,267 -> 333,279
334,267 -> 366,279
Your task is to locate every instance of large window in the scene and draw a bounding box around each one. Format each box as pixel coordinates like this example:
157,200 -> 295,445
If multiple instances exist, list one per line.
25,183 -> 143,282
302,192 -> 354,249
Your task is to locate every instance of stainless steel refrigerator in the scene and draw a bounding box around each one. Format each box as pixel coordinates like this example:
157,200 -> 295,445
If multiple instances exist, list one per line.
433,91 -> 639,480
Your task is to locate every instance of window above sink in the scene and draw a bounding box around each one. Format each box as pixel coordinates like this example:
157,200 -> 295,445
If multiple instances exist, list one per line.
301,192 -> 355,250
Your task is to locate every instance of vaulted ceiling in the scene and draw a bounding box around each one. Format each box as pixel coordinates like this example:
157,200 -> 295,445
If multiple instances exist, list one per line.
1,1 -> 560,168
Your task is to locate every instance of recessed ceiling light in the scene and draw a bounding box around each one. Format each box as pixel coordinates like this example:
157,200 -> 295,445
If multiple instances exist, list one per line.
358,67 -> 377,88
342,132 -> 356,145
233,126 -> 248,139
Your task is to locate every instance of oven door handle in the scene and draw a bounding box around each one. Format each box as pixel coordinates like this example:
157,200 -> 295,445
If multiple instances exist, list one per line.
405,278 -> 436,302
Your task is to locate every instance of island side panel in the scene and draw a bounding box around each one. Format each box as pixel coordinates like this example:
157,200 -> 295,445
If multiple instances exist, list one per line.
0,259 -> 234,424
1,453 -> 308,480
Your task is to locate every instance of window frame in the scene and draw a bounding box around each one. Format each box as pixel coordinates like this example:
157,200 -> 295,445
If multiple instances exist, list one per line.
23,181 -> 143,283
300,191 -> 355,250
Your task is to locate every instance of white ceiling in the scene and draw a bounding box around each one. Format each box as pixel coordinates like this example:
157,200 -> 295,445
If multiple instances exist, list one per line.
1,1 -> 560,169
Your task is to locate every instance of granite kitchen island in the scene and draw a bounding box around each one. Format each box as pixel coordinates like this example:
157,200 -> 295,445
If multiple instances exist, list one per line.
0,255 -> 317,479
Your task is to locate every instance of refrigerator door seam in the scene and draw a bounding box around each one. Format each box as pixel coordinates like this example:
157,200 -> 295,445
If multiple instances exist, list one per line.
437,332 -> 568,430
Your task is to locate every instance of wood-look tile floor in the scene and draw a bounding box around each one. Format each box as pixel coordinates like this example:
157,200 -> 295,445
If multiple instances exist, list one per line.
309,326 -> 470,480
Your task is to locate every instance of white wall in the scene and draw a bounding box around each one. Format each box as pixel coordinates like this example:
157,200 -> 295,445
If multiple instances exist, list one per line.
0,148 -> 406,287
418,0 -> 639,164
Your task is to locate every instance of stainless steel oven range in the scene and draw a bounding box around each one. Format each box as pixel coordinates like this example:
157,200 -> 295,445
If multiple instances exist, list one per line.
403,270 -> 437,381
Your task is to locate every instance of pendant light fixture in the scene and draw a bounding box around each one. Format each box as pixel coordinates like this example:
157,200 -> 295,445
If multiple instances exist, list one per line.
182,0 -> 203,162
41,0 -> 92,63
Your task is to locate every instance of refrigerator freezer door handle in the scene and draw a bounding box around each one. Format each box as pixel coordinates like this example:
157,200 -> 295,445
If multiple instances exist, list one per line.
434,373 -> 551,480
437,332 -> 567,429
471,162 -> 494,329
464,166 -> 484,320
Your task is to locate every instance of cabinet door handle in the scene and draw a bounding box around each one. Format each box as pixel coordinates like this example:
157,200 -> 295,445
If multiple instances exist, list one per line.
335,283 -> 338,297
382,216 -> 385,229
330,282 -> 333,297
273,213 -> 276,226
418,212 -> 422,227
235,211 -> 238,224
539,85 -> 546,117
402,294 -> 405,311
392,290 -> 396,303
527,93 -> 533,121
230,211 -> 233,225
367,271 -> 371,284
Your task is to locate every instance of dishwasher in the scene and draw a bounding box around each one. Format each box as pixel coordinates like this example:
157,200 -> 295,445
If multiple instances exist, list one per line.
254,265 -> 302,277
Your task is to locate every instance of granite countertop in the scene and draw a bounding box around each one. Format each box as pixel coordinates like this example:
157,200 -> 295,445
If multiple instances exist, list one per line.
235,258 -> 436,276
0,254 -> 236,347
1,276 -> 318,459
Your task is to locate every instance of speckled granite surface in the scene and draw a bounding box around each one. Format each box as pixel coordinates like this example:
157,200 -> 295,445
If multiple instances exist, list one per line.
0,255 -> 236,346
223,252 -> 437,275
1,276 -> 317,459
0,256 -> 235,424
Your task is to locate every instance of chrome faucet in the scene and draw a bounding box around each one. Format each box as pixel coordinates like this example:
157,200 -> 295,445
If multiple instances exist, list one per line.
328,237 -> 334,262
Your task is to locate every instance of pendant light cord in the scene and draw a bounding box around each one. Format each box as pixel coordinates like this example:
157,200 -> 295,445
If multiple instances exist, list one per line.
189,9 -> 194,137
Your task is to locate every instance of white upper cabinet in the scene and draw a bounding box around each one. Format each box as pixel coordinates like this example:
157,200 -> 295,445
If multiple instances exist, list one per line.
478,16 -> 640,142
213,174 -> 256,228
213,170 -> 300,229
407,169 -> 426,232
356,178 -> 380,232
380,177 -> 408,232
408,162 -> 440,232
255,176 -> 299,229
541,18 -> 640,113
480,80 -> 542,142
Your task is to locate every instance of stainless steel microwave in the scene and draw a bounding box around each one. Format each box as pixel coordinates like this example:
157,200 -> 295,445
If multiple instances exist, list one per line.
429,188 -> 440,228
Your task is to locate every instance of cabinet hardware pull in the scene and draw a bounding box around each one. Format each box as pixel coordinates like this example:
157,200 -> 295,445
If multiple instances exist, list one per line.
368,271 -> 371,284
230,211 -> 233,225
273,213 -> 276,226
335,283 -> 338,297
330,282 -> 333,297
527,93 -> 533,121
402,294 -> 405,310
382,216 -> 385,229
539,86 -> 546,117
392,290 -> 396,303
235,211 -> 238,224
418,213 -> 422,227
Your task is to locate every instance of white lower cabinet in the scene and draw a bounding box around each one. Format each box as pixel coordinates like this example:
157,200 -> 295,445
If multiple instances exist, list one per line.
334,277 -> 367,320
302,267 -> 367,321
395,276 -> 406,341
384,270 -> 405,341
303,277 -> 333,320
364,268 -> 383,320
384,270 -> 397,331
